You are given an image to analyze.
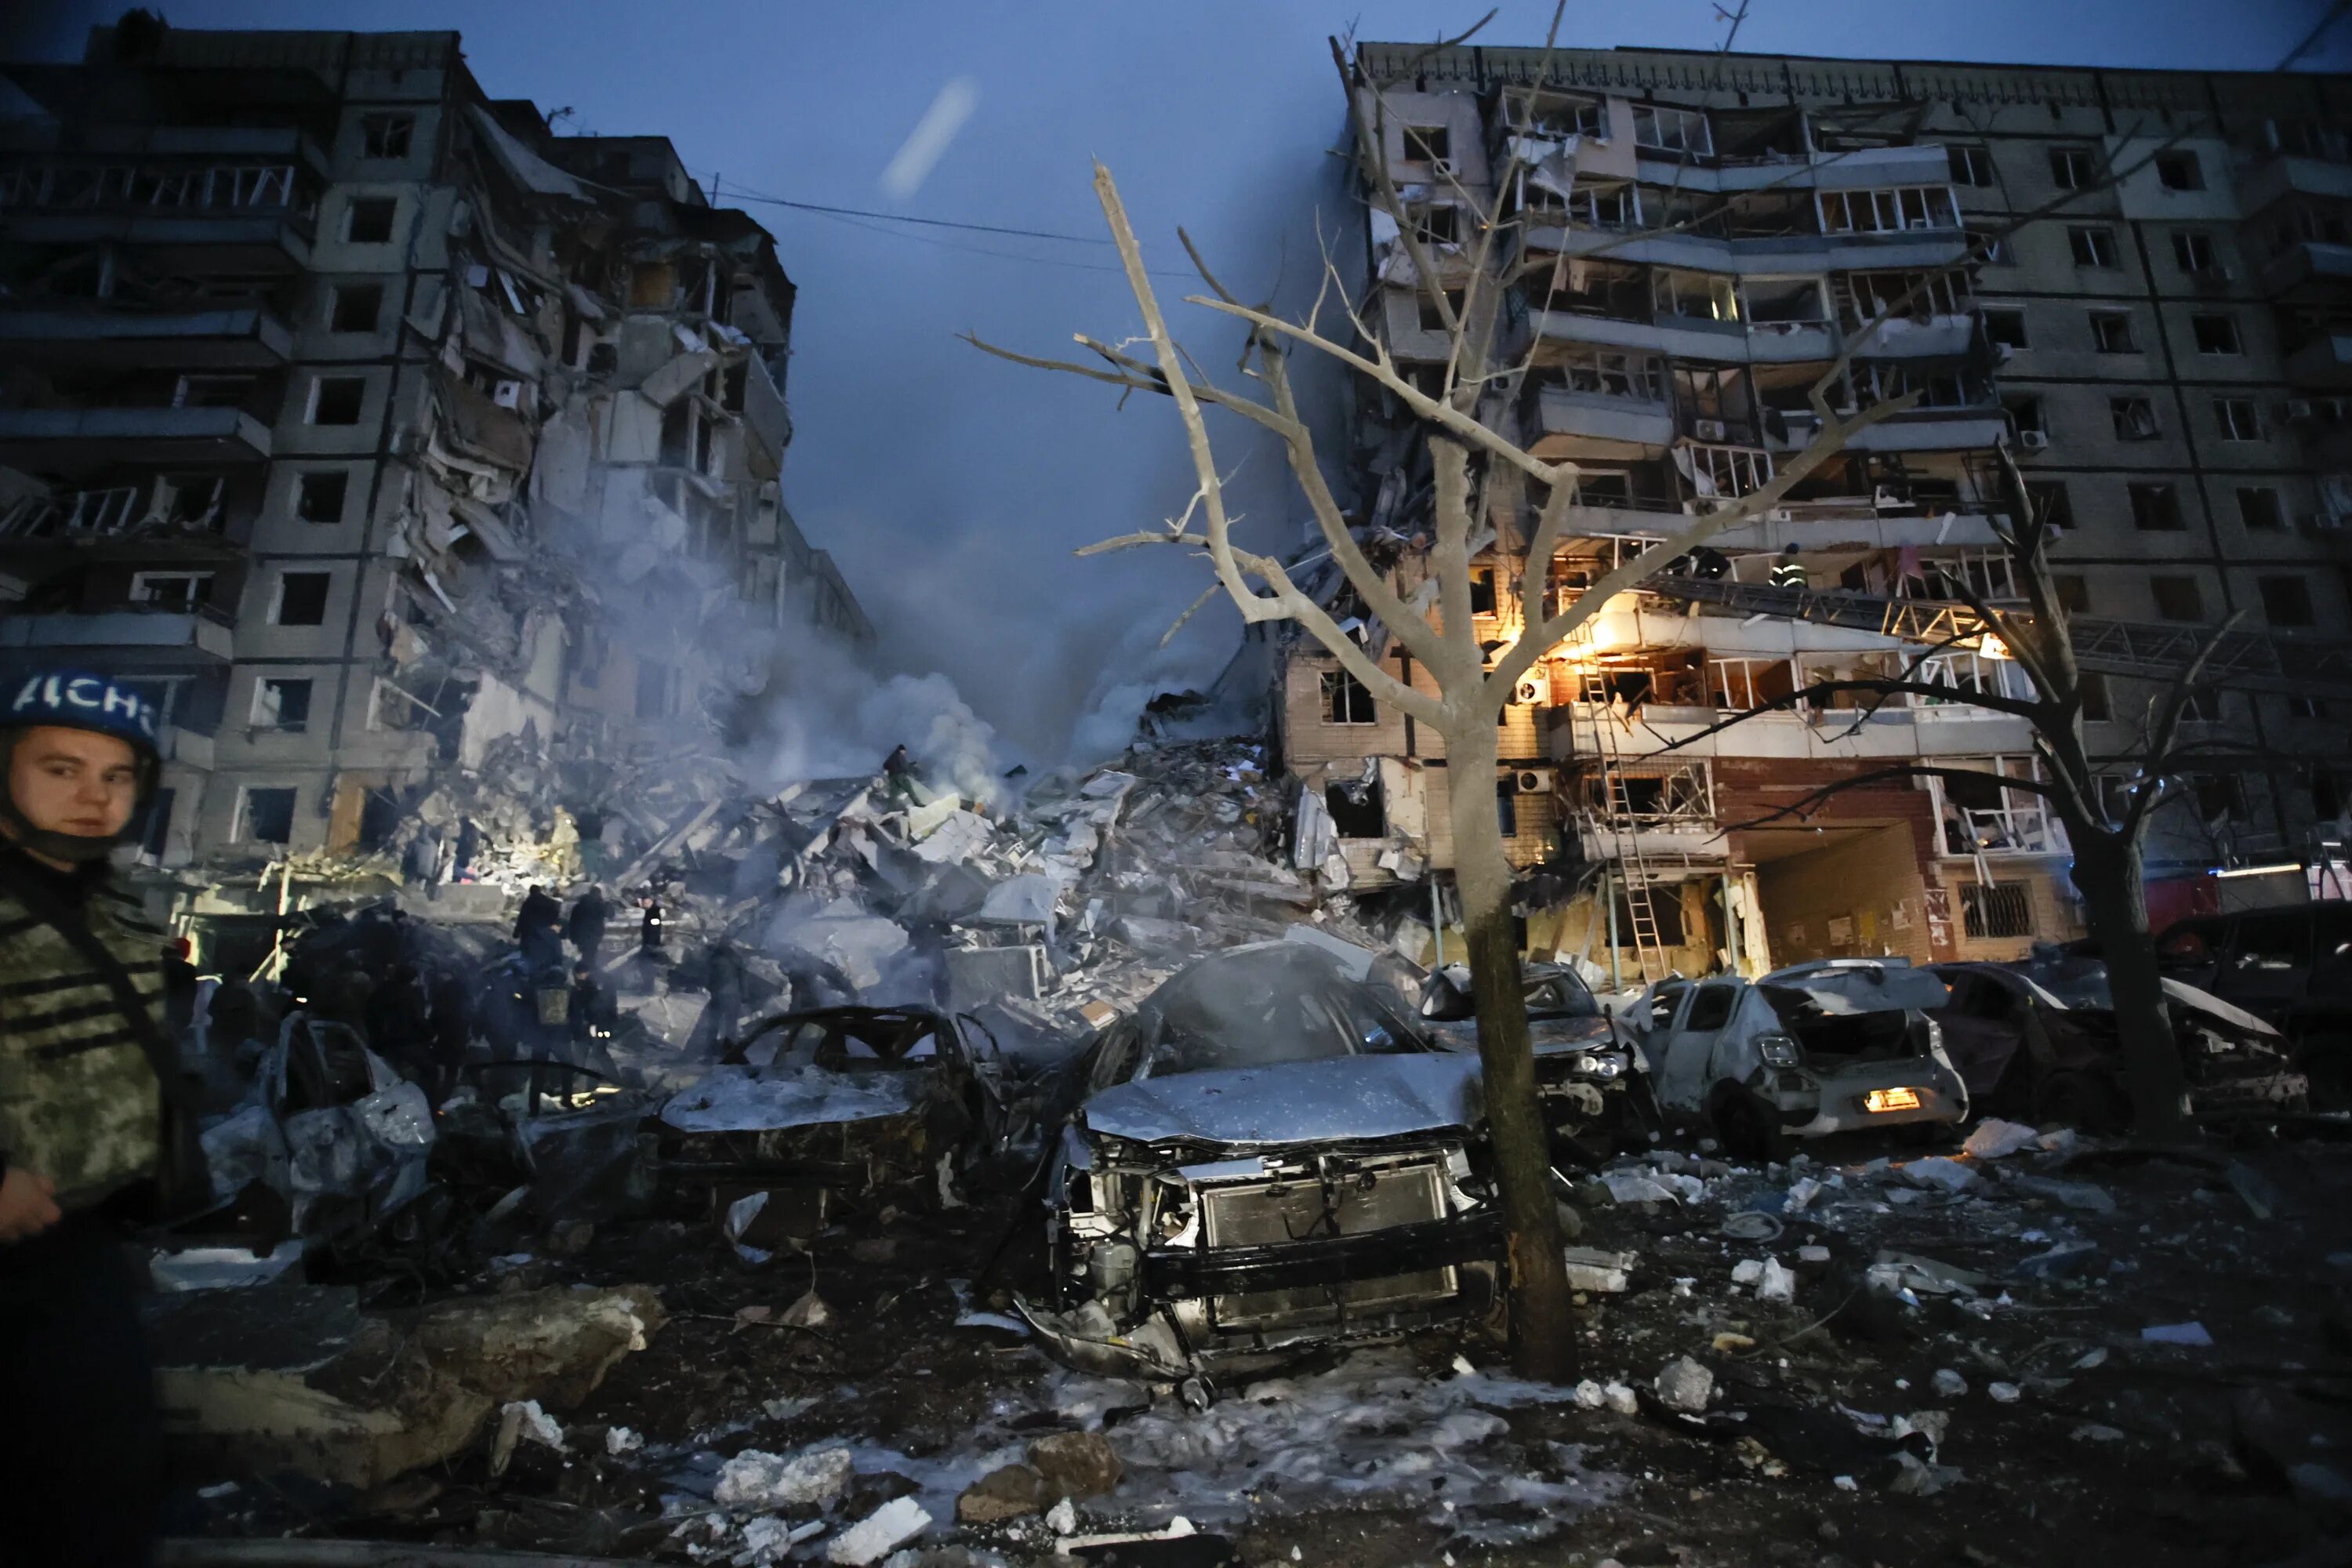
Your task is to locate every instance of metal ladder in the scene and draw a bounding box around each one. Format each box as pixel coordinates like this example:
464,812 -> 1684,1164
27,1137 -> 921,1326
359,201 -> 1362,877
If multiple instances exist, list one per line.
1646,572 -> 2352,698
1576,674 -> 1671,986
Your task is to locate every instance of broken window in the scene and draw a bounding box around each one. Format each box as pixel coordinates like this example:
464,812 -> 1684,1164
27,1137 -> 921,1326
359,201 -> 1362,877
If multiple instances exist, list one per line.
2004,394 -> 2045,437
1918,549 -> 2023,604
1326,776 -> 1385,838
1947,144 -> 1995,187
1494,784 -> 1518,839
2132,482 -> 2184,532
252,677 -> 312,731
1544,348 -> 1664,401
295,470 -> 348,524
2049,147 -> 2098,188
1534,256 -> 1645,319
1502,89 -> 1606,140
174,374 -> 254,409
2027,480 -> 2074,529
2214,397 -> 2261,441
2154,151 -> 2203,191
358,113 -> 414,159
1468,569 -> 1497,615
1560,183 -> 1638,227
2089,310 -> 2136,353
130,571 -> 213,610
1407,205 -> 1461,245
2261,574 -> 2317,626
1651,268 -> 1740,323
1962,882 -> 2035,939
1612,887 -> 1686,946
1585,761 -> 1711,824
1938,760 -> 2053,855
2111,397 -> 2159,441
308,376 -> 365,425
2054,574 -> 2090,613
2080,670 -> 2112,720
1982,308 -> 2029,349
2191,314 -> 2241,354
2069,226 -> 2120,268
274,571 -> 330,626
1818,187 -> 1958,234
344,197 -> 395,244
1632,104 -> 1711,158
240,786 -> 296,844
1711,655 -> 1795,710
2172,229 -> 2222,277
2239,485 -> 2285,532
1416,287 -> 1465,333
2151,573 -> 2203,620
327,282 -> 382,333
1744,275 -> 1828,325
1320,670 -> 1377,724
1402,124 -> 1453,166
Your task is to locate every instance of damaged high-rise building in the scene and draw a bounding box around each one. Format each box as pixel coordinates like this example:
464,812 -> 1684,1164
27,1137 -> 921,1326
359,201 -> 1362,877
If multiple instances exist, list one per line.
1284,42 -> 2352,982
0,20 -> 869,929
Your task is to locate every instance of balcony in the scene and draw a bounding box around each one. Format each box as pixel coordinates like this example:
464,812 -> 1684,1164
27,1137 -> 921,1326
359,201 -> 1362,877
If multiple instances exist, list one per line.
0,603 -> 234,664
1627,142 -> 1951,195
2240,154 -> 2352,213
1524,222 -> 1970,279
1845,312 -> 1975,359
0,406 -> 270,473
2285,332 -> 2352,389
1529,307 -> 1835,367
1547,699 -> 2039,767
2264,241 -> 2352,303
740,351 -> 792,469
1530,385 -> 1674,460
0,306 -> 292,370
1843,408 -> 2009,454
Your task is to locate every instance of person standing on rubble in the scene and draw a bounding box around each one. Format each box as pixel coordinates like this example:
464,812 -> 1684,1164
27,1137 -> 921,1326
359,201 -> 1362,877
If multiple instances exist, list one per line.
567,884 -> 610,968
515,883 -> 564,971
0,667 -> 213,1566
638,890 -> 666,959
427,969 -> 474,1102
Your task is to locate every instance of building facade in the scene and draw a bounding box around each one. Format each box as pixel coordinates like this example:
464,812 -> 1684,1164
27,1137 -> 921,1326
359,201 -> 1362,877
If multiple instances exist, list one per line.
1279,42 -> 2352,981
0,22 -> 869,888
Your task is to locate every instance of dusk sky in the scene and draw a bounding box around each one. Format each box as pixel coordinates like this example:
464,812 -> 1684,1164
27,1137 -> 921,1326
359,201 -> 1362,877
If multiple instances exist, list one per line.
7,1 -> 2343,762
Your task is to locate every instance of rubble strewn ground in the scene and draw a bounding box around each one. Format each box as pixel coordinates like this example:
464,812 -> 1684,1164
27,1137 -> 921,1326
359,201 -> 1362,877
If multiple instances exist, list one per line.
151,739 -> 2352,1566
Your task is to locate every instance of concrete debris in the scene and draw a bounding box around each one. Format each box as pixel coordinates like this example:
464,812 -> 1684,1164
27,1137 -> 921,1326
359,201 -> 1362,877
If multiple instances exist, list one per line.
716,1446 -> 855,1510
957,1463 -> 1047,1522
1654,1356 -> 1714,1414
1563,1246 -> 1638,1294
1962,1119 -> 2043,1160
2143,1321 -> 2216,1347
826,1496 -> 932,1564
1029,1430 -> 1123,1500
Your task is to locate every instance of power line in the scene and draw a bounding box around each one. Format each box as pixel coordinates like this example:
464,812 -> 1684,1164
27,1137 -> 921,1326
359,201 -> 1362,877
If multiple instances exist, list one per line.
711,178 -> 1117,248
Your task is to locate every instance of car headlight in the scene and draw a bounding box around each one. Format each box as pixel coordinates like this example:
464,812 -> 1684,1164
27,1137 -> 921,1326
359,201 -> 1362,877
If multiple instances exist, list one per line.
1570,1051 -> 1625,1080
1756,1033 -> 1802,1069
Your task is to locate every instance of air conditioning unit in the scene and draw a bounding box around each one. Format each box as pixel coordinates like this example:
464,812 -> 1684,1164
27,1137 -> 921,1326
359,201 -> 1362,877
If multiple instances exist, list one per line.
2288,398 -> 2317,422
1511,675 -> 1546,706
1515,768 -> 1556,793
2019,430 -> 2050,450
1429,158 -> 1459,177
1993,341 -> 2016,362
1693,418 -> 1730,442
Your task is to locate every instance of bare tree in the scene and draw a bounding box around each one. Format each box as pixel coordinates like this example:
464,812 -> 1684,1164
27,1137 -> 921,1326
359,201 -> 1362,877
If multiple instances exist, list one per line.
972,45 -> 1929,1370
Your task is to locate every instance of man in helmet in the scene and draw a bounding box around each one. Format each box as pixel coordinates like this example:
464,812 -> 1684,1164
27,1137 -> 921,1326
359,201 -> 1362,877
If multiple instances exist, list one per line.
0,666 -> 192,1565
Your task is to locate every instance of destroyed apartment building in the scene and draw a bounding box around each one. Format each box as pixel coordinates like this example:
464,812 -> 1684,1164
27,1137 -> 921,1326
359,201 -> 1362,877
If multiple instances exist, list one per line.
0,22 -> 871,956
1282,42 -> 2352,985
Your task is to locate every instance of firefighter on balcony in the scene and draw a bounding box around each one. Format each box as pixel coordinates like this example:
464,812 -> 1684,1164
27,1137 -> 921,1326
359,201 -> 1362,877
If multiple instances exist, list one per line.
0,667 -> 213,1566
1769,543 -> 1810,590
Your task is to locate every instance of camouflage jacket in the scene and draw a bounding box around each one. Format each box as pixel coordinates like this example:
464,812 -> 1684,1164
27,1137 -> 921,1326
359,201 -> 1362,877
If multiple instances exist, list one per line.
0,876 -> 164,1210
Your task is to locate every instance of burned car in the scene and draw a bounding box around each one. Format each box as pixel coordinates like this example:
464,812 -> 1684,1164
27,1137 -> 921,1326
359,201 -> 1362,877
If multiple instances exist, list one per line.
657,1006 -> 1010,1242
1420,963 -> 1661,1159
1018,944 -> 1502,1388
1932,957 -> 2307,1131
1634,960 -> 1968,1160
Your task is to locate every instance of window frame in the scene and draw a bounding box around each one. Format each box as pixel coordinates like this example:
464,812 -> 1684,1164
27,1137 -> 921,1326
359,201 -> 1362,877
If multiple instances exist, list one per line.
2089,309 -> 2137,353
2130,481 -> 2184,531
2213,397 -> 2261,441
1319,669 -> 1378,725
2190,314 -> 2242,355
2068,225 -> 2120,268
271,570 -> 332,626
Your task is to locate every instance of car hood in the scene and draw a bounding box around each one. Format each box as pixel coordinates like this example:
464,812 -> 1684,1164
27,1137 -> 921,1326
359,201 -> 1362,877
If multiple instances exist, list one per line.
1081,1053 -> 1485,1149
1427,1015 -> 1617,1055
2162,977 -> 2280,1038
1761,964 -> 1951,1014
661,1065 -> 933,1134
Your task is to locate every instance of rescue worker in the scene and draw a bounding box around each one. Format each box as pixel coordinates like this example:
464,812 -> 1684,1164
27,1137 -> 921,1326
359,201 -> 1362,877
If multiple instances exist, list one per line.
566,884 -> 610,967
1769,543 -> 1809,590
0,666 -> 209,1566
514,884 -> 564,971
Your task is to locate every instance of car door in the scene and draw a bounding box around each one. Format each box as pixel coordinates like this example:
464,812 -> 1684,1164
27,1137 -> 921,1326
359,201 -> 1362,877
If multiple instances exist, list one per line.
2220,910 -> 2314,1026
1652,981 -> 1740,1111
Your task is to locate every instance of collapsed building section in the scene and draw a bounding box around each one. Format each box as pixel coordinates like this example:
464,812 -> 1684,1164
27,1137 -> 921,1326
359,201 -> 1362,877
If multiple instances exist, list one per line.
1281,42 -> 2352,985
0,24 -> 871,956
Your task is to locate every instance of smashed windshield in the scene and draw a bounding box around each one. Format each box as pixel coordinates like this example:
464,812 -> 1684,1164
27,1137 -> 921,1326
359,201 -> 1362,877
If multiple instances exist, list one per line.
1527,970 -> 1602,1018
1138,946 -> 1425,1077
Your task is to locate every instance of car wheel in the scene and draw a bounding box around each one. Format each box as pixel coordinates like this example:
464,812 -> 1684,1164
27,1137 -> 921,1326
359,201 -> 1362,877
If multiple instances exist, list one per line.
2032,1068 -> 2130,1134
1712,1091 -> 1790,1164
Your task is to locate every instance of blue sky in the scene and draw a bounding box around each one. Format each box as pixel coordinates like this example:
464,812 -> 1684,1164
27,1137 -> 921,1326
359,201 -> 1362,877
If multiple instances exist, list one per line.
8,2 -> 2344,759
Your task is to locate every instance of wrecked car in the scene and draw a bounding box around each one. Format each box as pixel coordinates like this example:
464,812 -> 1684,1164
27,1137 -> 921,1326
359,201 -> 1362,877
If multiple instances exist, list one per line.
1419,963 -> 1662,1160
1018,943 -> 1503,1390
1932,957 -> 2308,1131
1633,960 -> 1967,1160
2152,902 -> 2352,1107
656,1006 -> 1012,1243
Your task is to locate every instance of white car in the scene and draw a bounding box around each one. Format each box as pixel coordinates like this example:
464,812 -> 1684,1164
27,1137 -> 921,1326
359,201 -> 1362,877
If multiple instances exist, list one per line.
1630,959 -> 1969,1159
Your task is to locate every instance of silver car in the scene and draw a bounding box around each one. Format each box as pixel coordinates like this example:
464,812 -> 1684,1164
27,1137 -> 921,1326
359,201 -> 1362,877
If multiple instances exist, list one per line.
1633,959 -> 1969,1159
1017,945 -> 1503,1388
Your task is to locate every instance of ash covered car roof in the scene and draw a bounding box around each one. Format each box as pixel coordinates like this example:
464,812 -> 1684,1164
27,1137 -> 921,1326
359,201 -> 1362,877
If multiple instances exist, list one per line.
1759,958 -> 1952,1015
1129,942 -> 1432,1075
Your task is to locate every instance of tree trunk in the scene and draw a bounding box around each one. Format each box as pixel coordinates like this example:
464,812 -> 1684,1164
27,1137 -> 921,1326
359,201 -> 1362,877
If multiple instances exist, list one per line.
1442,718 -> 1575,1381
2068,829 -> 2190,1140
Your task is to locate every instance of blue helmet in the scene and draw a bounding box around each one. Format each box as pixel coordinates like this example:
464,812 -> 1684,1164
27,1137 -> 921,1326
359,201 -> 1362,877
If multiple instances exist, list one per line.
5,669 -> 163,755
2,668 -> 165,863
